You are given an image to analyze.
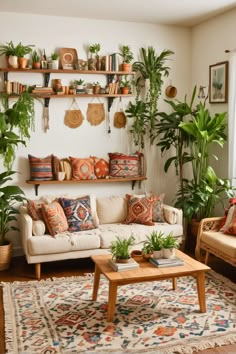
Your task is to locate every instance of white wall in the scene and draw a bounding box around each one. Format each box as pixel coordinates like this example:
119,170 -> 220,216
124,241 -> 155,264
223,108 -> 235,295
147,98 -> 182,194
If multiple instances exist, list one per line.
0,12 -> 191,253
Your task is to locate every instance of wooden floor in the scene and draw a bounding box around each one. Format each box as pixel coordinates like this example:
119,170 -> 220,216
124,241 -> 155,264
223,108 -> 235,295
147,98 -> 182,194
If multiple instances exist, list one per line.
0,252 -> 235,354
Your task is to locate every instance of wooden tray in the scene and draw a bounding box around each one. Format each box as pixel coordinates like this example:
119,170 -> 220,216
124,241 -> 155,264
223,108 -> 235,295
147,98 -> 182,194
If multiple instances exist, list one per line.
59,48 -> 78,70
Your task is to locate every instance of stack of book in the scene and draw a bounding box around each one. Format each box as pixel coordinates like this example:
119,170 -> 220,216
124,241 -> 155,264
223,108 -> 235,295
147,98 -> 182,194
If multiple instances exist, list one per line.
108,258 -> 139,271
149,256 -> 184,268
32,86 -> 54,94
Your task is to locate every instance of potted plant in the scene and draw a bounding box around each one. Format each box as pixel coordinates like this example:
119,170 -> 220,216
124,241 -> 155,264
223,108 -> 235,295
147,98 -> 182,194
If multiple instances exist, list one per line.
93,81 -> 101,94
120,76 -> 132,94
31,49 -> 41,69
142,231 -> 164,259
119,45 -> 134,72
162,233 -> 179,258
74,79 -> 85,93
0,171 -> 26,270
50,52 -> 59,69
88,43 -> 101,70
110,235 -> 135,262
14,42 -> 33,69
0,91 -> 35,170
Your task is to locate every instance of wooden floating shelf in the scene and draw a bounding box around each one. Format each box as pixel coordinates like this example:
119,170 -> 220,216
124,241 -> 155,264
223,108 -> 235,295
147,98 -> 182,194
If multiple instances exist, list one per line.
0,68 -> 135,75
26,176 -> 147,196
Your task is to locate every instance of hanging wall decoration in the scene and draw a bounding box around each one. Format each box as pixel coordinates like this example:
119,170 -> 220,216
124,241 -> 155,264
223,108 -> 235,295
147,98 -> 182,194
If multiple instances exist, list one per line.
114,97 -> 127,128
64,98 -> 84,128
87,99 -> 105,126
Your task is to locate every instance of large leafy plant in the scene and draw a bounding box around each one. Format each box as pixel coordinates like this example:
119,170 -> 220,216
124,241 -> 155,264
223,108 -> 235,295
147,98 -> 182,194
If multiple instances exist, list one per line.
0,171 -> 26,246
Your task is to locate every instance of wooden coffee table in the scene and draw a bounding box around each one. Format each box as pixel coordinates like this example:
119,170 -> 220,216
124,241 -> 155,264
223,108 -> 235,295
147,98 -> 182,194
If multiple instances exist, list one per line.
91,250 -> 210,321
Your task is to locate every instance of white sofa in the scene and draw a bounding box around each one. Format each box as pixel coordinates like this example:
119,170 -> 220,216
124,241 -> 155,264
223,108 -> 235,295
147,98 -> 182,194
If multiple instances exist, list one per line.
19,194 -> 183,279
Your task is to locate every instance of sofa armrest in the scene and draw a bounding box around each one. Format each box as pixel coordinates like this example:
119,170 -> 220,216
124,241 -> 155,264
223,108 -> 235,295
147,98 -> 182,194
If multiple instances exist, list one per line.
195,216 -> 224,260
19,206 -> 33,256
163,204 -> 183,225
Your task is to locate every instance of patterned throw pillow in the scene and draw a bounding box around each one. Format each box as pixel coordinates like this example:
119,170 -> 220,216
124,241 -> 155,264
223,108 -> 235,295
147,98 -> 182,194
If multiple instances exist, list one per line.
70,157 -> 96,180
223,205 -> 236,235
27,200 -> 44,220
124,194 -> 154,226
41,201 -> 68,236
152,194 -> 165,222
58,195 -> 96,232
92,156 -> 109,179
108,152 -> 141,178
28,154 -> 53,181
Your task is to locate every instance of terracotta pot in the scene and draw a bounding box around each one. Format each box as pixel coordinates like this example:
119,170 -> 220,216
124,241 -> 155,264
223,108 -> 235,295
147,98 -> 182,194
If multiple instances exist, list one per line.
121,87 -> 129,94
18,57 -> 28,69
93,85 -> 101,94
32,62 -> 41,69
122,63 -> 131,72
115,257 -> 130,263
0,242 -> 13,271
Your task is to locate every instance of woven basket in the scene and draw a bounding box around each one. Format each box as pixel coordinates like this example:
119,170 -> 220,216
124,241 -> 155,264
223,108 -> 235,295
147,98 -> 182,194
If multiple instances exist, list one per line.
0,242 -> 13,271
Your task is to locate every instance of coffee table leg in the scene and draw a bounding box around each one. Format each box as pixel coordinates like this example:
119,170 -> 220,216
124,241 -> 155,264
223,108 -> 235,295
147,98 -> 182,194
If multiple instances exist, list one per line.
172,277 -> 177,290
107,282 -> 117,322
92,264 -> 101,301
196,271 -> 206,313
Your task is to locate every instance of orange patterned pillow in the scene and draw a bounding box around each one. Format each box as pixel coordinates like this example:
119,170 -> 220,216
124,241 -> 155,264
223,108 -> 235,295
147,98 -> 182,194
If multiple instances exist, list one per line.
92,156 -> 109,179
70,157 -> 96,180
123,194 -> 154,226
224,205 -> 236,235
41,200 -> 68,236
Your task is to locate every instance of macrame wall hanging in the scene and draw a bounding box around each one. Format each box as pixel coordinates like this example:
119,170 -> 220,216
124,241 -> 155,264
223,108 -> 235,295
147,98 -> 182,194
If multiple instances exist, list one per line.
64,98 -> 84,128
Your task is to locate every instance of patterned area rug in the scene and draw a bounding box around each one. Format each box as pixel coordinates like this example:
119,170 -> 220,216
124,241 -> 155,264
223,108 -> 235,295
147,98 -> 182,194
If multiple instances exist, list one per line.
2,271 -> 236,354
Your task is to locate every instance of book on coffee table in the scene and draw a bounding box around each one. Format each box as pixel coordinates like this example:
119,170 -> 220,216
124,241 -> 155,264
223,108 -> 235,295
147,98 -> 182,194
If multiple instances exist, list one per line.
149,256 -> 184,268
108,258 -> 139,271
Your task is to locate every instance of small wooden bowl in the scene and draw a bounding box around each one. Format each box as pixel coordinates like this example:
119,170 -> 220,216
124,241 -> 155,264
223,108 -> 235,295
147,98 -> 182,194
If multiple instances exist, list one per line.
131,250 -> 145,262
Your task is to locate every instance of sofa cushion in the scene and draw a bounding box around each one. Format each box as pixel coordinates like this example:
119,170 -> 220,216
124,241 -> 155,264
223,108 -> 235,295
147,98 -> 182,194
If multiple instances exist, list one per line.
223,205 -> 236,235
99,223 -> 183,249
124,194 -> 154,226
163,205 -> 178,225
58,196 -> 97,232
70,156 -> 96,180
220,205 -> 235,232
201,231 -> 236,258
27,200 -> 44,221
28,229 -> 101,255
41,201 -> 68,236
152,194 -> 165,222
28,154 -> 53,181
96,196 -> 127,224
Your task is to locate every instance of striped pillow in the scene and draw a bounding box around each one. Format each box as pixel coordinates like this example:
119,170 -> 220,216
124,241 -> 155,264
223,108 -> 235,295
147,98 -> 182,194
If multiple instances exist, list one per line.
28,154 -> 53,181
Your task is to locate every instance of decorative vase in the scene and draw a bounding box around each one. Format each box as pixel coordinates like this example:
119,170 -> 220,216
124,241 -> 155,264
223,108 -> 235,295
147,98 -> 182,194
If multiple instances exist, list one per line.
163,248 -> 176,259
153,250 -> 163,259
0,242 -> 13,271
53,79 -> 62,93
93,85 -> 101,94
8,55 -> 19,68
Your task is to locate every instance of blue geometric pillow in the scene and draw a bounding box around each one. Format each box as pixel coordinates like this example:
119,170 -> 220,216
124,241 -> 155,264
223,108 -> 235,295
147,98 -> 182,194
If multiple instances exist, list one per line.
58,195 -> 96,232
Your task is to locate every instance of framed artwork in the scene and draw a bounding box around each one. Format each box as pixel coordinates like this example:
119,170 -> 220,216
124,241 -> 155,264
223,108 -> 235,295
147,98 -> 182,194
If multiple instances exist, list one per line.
209,61 -> 228,103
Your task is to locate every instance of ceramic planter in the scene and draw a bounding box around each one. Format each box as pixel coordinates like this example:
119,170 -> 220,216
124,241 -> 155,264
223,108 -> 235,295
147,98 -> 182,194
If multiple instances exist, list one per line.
163,248 -> 176,259
51,60 -> 59,70
8,55 -> 19,68
153,250 -> 163,259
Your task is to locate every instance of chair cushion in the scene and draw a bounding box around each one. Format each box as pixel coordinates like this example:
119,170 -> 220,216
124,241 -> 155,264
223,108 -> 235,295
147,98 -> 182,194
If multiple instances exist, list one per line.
201,230 -> 236,258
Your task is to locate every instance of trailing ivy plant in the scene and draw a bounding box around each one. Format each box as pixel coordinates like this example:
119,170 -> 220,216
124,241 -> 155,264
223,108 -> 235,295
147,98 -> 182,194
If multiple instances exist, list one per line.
126,46 -> 174,149
0,91 -> 35,170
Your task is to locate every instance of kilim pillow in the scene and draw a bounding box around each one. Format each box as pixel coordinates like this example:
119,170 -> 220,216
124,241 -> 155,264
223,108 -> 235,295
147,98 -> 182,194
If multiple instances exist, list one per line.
108,152 -> 141,178
92,156 -> 109,179
28,154 -> 53,180
41,200 -> 68,236
58,195 -> 96,232
123,194 -> 154,226
70,157 -> 96,180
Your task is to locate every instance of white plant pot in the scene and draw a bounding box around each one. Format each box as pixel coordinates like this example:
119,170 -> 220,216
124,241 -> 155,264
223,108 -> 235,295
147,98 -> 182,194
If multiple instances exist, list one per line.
8,55 -> 19,68
51,60 -> 59,70
153,250 -> 163,259
163,248 -> 176,259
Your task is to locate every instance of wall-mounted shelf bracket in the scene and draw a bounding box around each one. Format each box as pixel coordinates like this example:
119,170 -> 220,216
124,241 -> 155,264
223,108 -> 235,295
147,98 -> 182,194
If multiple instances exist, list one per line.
44,73 -> 50,87
3,72 -> 8,81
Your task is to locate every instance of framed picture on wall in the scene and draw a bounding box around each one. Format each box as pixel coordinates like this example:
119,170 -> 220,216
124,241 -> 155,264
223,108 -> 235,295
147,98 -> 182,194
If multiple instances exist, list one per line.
209,61 -> 228,103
